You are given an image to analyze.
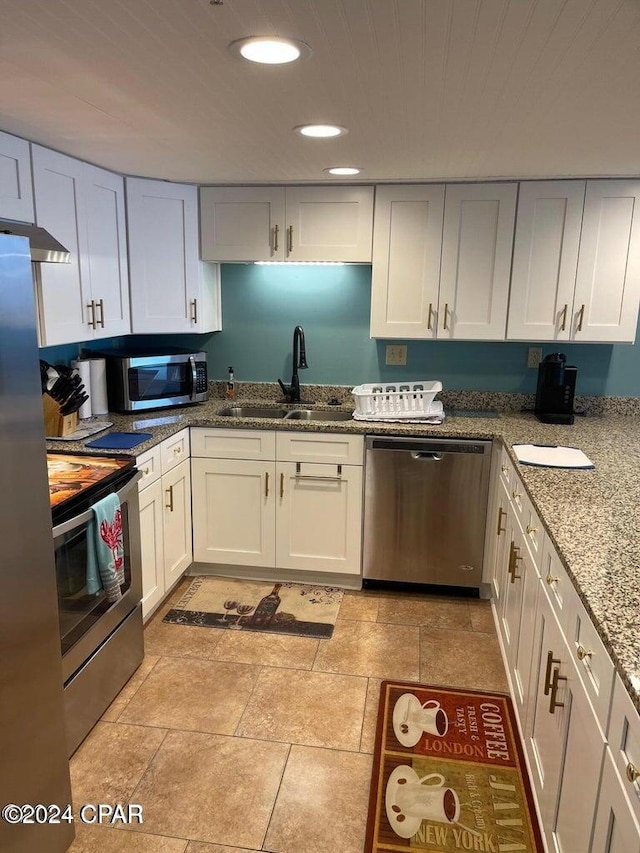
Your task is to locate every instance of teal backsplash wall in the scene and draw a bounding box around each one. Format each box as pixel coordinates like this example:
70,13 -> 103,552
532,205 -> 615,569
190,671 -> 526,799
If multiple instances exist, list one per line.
40,263 -> 640,397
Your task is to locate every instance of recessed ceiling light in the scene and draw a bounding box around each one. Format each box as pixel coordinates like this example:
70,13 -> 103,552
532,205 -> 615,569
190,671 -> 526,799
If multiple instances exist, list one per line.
294,124 -> 348,138
324,167 -> 361,176
228,37 -> 311,64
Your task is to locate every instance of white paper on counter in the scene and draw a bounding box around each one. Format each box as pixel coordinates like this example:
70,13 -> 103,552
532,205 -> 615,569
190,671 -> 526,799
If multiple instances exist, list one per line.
513,444 -> 594,469
71,359 -> 92,419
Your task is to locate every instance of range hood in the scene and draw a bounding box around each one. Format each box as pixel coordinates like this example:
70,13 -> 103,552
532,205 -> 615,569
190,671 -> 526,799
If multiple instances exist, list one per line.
0,220 -> 70,263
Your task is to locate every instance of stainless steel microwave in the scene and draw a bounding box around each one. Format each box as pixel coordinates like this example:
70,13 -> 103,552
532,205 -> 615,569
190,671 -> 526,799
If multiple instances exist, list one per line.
101,349 -> 208,412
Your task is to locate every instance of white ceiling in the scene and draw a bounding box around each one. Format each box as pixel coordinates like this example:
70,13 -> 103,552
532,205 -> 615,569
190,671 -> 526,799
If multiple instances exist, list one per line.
0,0 -> 639,184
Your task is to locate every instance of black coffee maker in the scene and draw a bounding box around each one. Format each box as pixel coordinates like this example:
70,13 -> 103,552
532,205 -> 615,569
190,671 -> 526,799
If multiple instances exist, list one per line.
535,353 -> 577,425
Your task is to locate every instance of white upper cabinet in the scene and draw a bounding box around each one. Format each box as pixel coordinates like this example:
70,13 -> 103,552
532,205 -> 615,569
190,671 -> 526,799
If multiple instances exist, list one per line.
370,185 -> 445,338
32,147 -> 131,345
508,179 -> 640,343
439,183 -> 517,340
83,163 -> 130,337
200,185 -> 374,262
128,177 -> 221,334
200,186 -> 284,262
573,180 -> 640,343
370,182 -> 517,340
0,131 -> 34,222
32,146 -> 90,345
508,181 -> 585,341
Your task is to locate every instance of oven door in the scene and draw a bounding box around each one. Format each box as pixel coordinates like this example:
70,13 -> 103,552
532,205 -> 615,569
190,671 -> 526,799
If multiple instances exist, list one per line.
52,472 -> 142,683
126,354 -> 205,410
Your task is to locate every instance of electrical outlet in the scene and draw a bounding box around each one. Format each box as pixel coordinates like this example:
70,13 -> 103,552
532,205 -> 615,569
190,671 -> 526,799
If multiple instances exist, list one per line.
527,347 -> 543,368
386,345 -> 407,366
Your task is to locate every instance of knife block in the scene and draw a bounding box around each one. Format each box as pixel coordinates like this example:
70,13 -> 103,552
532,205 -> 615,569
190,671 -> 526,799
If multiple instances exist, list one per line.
42,393 -> 79,437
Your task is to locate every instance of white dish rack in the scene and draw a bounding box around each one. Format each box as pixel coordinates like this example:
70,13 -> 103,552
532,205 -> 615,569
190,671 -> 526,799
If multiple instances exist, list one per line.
351,380 -> 443,421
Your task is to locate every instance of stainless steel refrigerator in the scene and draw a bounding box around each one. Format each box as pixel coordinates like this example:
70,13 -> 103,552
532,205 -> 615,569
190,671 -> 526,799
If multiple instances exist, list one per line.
0,233 -> 74,852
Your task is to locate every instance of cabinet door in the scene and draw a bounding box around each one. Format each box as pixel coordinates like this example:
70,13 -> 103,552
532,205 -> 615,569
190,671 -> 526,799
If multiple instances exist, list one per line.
139,479 -> 165,621
439,183 -> 517,340
498,514 -> 524,669
191,457 -> 276,567
526,589 -> 605,851
83,163 -> 130,338
162,459 -> 192,587
127,177 -> 200,333
591,750 -> 640,853
573,180 -> 640,342
508,181 -> 585,341
32,146 -> 91,345
0,130 -> 34,222
284,186 -> 374,262
275,461 -> 363,575
511,539 -> 540,732
370,185 -> 445,338
488,479 -> 511,606
200,186 -> 285,261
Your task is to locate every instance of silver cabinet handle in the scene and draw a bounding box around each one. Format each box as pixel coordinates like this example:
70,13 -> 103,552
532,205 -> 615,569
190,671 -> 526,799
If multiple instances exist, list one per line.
265,471 -> 269,498
280,472 -> 284,498
427,303 -> 434,331
191,299 -> 198,324
287,225 -> 293,255
273,224 -> 279,253
442,303 -> 449,330
165,485 -> 174,511
294,462 -> 342,482
87,300 -> 96,329
576,303 -> 585,332
96,297 -> 105,328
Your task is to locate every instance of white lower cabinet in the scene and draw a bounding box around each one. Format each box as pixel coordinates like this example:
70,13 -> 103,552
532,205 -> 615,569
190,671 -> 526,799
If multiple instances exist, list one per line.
191,429 -> 363,581
591,749 -> 640,853
487,448 -> 637,852
191,457 -> 276,567
138,433 -> 193,620
276,461 -> 363,574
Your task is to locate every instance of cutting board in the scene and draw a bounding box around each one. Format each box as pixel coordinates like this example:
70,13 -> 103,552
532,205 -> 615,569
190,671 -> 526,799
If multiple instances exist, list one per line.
513,444 -> 594,469
85,431 -> 152,450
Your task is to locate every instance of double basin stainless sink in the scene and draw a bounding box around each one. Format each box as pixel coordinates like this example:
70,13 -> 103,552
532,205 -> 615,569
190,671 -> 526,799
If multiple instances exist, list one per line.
217,405 -> 353,422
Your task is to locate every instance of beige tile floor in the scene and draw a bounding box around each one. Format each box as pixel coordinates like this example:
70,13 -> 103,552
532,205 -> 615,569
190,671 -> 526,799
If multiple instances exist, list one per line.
67,580 -> 508,853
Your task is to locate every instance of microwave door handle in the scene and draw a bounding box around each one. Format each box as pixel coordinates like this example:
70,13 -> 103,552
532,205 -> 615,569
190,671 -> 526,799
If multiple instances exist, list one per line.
52,471 -> 141,538
189,356 -> 197,400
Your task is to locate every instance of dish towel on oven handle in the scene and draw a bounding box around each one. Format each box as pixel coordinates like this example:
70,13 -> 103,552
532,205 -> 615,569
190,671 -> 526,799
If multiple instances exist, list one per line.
86,492 -> 124,602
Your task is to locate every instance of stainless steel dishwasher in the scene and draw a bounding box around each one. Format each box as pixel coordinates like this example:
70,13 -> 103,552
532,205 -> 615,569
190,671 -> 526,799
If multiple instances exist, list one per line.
363,436 -> 492,589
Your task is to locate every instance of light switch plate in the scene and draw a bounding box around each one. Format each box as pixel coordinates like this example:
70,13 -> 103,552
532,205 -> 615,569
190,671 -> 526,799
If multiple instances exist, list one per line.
386,345 -> 407,366
527,346 -> 543,368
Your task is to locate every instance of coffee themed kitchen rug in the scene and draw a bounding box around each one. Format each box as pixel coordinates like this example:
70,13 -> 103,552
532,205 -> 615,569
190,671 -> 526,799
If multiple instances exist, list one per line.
163,576 -> 343,639
365,682 -> 544,852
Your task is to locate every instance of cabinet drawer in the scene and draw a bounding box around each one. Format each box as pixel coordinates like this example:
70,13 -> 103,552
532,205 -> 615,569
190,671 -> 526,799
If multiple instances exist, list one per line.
608,675 -> 640,825
136,446 -> 162,489
191,427 -> 276,460
161,428 -> 190,473
564,589 -> 615,731
499,444 -> 513,491
540,537 -> 574,632
276,431 -> 363,465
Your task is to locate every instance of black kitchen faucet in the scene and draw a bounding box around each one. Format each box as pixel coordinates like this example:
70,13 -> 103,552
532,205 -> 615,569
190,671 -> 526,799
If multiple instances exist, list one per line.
278,325 -> 308,403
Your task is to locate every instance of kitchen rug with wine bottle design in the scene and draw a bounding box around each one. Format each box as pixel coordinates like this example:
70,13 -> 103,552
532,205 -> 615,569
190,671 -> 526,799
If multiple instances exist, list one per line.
162,576 -> 343,638
365,681 -> 545,853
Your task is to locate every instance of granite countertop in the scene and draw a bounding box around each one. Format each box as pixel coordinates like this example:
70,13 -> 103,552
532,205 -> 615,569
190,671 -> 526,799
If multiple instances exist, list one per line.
47,396 -> 640,712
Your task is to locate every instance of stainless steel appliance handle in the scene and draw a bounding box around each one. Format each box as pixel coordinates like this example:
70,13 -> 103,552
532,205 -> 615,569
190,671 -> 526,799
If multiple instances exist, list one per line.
52,470 -> 141,538
189,355 -> 197,400
411,451 -> 443,461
